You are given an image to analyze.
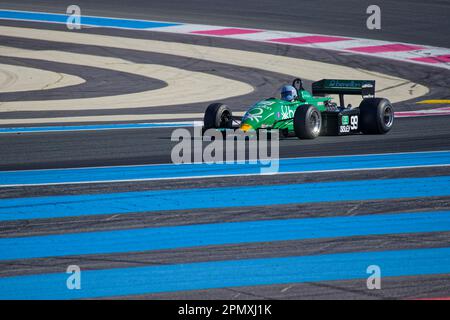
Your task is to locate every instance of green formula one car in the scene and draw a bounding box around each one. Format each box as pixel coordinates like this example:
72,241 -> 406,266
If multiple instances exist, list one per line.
202,78 -> 394,139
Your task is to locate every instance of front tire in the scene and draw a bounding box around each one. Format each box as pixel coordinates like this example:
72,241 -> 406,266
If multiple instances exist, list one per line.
359,98 -> 394,134
293,104 -> 322,139
203,103 -> 233,130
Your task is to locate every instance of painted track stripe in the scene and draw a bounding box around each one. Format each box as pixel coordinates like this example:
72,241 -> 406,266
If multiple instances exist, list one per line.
0,176 -> 449,221
410,55 -> 450,64
395,111 -> 450,118
348,44 -> 425,53
0,9 -> 179,29
191,28 -> 262,36
1,247 -> 449,299
395,107 -> 450,117
416,297 -> 450,300
1,150 -> 449,187
417,100 -> 450,104
1,211 -> 449,261
269,35 -> 351,44
0,122 -> 196,134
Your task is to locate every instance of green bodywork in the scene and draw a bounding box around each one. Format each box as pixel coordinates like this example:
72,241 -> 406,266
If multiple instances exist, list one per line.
238,78 -> 375,133
240,89 -> 330,132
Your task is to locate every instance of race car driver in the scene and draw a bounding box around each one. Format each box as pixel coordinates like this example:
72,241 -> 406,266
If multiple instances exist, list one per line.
280,85 -> 298,102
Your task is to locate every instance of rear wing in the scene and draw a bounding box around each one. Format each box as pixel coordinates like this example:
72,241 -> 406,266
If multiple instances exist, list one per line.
312,79 -> 375,106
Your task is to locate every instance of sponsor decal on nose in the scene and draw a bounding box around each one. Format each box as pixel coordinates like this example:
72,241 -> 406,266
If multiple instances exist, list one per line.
240,123 -> 253,132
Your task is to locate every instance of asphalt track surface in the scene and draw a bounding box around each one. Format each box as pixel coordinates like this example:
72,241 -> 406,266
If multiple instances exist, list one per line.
0,1 -> 449,300
1,0 -> 450,47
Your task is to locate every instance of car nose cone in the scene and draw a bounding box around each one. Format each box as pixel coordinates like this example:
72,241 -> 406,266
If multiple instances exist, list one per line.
240,123 -> 253,132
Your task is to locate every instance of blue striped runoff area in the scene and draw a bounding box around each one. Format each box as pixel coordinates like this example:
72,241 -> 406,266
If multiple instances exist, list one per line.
1,211 -> 449,261
0,175 -> 449,221
1,150 -> 449,186
0,247 -> 449,299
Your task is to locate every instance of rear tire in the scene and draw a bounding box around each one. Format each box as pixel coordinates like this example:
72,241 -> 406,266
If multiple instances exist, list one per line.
203,103 -> 233,130
293,104 -> 322,139
359,98 -> 394,134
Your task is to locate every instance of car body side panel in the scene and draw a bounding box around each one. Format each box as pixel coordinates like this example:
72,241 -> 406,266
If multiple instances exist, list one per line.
239,91 -> 332,132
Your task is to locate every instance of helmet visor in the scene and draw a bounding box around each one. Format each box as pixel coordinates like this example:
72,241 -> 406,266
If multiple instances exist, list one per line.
281,91 -> 294,101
